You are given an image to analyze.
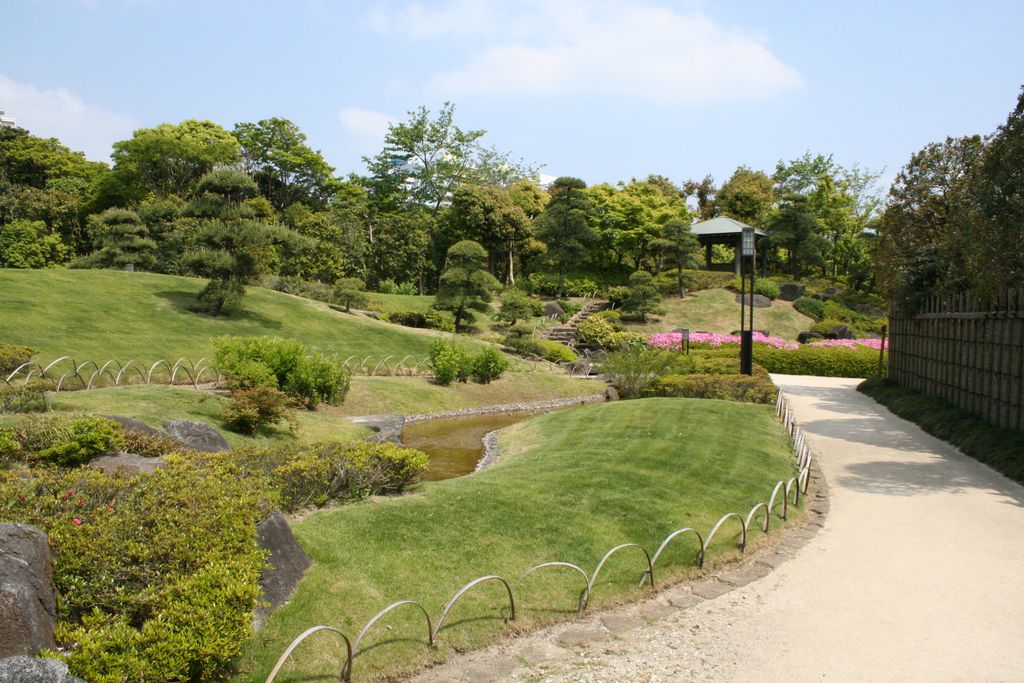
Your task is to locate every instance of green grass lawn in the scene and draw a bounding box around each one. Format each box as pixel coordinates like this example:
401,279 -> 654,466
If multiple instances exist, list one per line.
366,292 -> 436,313
234,398 -> 800,682
0,269 -> 481,365
624,288 -> 814,340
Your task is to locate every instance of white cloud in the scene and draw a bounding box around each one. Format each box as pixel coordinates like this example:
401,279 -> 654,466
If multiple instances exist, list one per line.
0,73 -> 137,162
338,106 -> 396,141
369,1 -> 802,104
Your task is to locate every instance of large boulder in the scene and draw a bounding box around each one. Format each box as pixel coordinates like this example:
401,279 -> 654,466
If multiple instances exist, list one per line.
0,524 -> 56,658
797,331 -> 824,344
825,324 -> 854,340
254,512 -> 312,628
102,415 -> 164,438
542,302 -> 565,318
779,283 -> 806,302
161,420 -> 230,452
734,293 -> 772,308
0,656 -> 84,683
88,453 -> 165,476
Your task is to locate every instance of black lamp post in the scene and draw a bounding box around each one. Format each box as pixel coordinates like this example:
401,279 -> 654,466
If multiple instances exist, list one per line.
739,227 -> 756,375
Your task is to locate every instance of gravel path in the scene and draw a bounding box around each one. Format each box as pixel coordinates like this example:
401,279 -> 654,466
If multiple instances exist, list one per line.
408,375 -> 1024,682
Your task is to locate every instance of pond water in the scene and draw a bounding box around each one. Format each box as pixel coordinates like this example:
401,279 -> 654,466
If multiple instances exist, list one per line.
402,410 -> 551,481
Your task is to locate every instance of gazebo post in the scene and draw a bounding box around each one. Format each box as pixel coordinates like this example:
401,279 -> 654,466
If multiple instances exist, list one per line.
705,241 -> 713,269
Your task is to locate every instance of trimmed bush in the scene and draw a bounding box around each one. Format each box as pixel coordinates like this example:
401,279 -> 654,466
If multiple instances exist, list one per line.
212,336 -> 350,408
647,369 -> 777,404
754,345 -> 883,378
337,442 -> 429,498
2,414 -> 126,466
793,296 -> 826,321
727,276 -> 781,299
0,458 -> 275,683
0,342 -> 37,374
428,338 -> 471,386
222,386 -> 297,435
602,346 -> 678,398
471,347 -> 511,383
0,380 -> 51,413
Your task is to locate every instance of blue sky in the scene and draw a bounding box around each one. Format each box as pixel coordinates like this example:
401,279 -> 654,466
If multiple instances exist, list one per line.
2,0 -> 1022,191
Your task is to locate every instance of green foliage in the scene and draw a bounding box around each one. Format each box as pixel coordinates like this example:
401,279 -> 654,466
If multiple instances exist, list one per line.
647,369 -> 777,404
534,177 -> 598,297
601,346 -> 678,398
212,336 -> 350,408
496,289 -> 535,325
793,296 -> 826,320
0,219 -> 68,268
858,378 -> 1024,484
2,414 -> 126,466
653,218 -> 700,296
0,380 -> 51,413
434,239 -> 501,331
754,346 -> 883,378
768,195 -> 830,280
576,310 -> 623,348
338,442 -> 430,498
331,277 -> 369,312
620,270 -> 661,321
471,347 -> 511,383
716,167 -> 776,226
445,184 -> 532,285
754,279 -> 781,299
376,279 -> 418,295
0,342 -> 37,373
819,300 -> 885,334
525,272 -> 602,297
501,332 -> 577,363
222,386 -> 297,435
1,459 -> 273,682
653,269 -> 735,295
73,207 -> 157,271
428,338 -> 472,386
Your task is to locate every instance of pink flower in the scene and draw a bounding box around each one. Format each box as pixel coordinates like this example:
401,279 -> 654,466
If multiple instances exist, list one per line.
807,338 -> 885,350
72,518 -> 83,526
648,331 -> 798,350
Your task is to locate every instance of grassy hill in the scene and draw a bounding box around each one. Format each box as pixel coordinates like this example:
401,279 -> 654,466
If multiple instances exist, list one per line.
624,288 -> 814,340
0,269 -> 478,364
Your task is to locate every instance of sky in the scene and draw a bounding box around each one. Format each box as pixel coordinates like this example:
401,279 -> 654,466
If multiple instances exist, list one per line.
2,0 -> 1022,191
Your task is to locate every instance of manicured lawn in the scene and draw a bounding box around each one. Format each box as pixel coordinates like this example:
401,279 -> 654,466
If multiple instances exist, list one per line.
234,398 -> 800,682
0,269 -> 481,365
367,292 -> 436,313
623,288 -> 813,341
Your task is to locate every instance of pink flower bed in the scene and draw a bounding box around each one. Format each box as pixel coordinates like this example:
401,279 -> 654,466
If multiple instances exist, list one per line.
807,338 -> 885,350
649,331 -> 799,350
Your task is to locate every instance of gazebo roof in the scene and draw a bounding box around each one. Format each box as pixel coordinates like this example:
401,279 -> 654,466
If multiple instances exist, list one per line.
690,216 -> 767,237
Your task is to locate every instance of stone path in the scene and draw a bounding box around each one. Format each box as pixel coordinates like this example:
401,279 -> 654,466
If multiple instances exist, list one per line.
407,375 -> 1024,682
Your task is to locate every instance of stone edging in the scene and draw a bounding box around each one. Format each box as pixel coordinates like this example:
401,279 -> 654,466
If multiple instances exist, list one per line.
406,457 -> 831,682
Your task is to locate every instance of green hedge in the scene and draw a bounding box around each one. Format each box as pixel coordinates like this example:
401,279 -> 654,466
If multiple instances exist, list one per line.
754,346 -> 884,378
0,380 -> 51,413
646,370 -> 777,404
793,297 -> 826,321
858,378 -> 1024,484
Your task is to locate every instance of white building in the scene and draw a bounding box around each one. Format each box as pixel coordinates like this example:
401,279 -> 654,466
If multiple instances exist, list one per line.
0,110 -> 16,128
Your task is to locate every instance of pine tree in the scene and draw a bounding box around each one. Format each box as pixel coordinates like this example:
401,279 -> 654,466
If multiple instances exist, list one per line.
434,240 -> 501,331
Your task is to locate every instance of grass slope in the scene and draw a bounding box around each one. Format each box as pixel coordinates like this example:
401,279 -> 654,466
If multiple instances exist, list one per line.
625,288 -> 814,340
235,398 -> 799,682
0,269 -> 476,364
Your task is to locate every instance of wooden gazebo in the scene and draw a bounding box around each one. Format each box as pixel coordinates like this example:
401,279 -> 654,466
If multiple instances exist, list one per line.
690,216 -> 768,275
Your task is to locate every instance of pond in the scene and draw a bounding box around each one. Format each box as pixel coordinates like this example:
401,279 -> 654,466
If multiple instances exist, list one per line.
402,410 -> 553,481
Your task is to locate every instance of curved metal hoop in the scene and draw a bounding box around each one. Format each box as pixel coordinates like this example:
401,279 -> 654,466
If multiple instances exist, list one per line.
589,543 -> 654,597
115,360 -> 147,386
744,502 -> 770,535
42,356 -> 73,377
432,575 -> 516,641
6,362 -> 44,383
703,512 -> 747,555
353,600 -> 434,654
786,477 -> 800,507
767,480 -> 788,521
372,355 -> 394,377
265,625 -> 353,683
86,359 -> 121,390
520,561 -> 591,612
170,358 -> 195,385
639,527 -> 704,587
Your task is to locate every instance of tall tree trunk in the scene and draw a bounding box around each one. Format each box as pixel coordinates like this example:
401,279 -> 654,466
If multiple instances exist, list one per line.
507,241 -> 515,286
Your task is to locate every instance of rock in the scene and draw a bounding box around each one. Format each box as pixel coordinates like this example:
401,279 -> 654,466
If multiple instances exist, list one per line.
734,293 -> 772,308
0,524 -> 56,658
102,415 -> 164,438
825,324 -> 853,340
543,302 -> 564,318
254,512 -> 312,628
798,331 -> 824,344
604,385 -> 620,401
0,656 -> 84,683
161,420 -> 230,452
88,453 -> 165,475
779,283 -> 806,301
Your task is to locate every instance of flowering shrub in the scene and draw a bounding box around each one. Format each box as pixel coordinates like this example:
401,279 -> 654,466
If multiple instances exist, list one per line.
649,331 -> 798,350
808,337 -> 885,350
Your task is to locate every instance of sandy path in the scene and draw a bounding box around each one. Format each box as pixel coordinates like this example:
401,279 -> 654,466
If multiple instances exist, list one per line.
411,375 -> 1024,682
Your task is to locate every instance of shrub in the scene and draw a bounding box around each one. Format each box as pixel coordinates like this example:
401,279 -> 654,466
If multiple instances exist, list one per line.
754,345 -> 883,378
526,273 -> 600,297
3,414 -> 126,466
428,338 -> 471,386
1,459 -> 274,682
727,276 -> 781,299
0,380 -> 51,413
605,285 -> 631,308
538,340 -> 577,363
332,277 -> 369,312
557,299 -> 582,317
471,347 -> 511,383
212,336 -> 350,408
648,370 -> 777,404
425,310 -> 456,332
793,296 -> 826,321
337,442 -> 429,498
222,386 -> 296,434
602,346 -> 678,398
0,342 -> 37,374
620,271 -> 661,321
495,289 -> 536,325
